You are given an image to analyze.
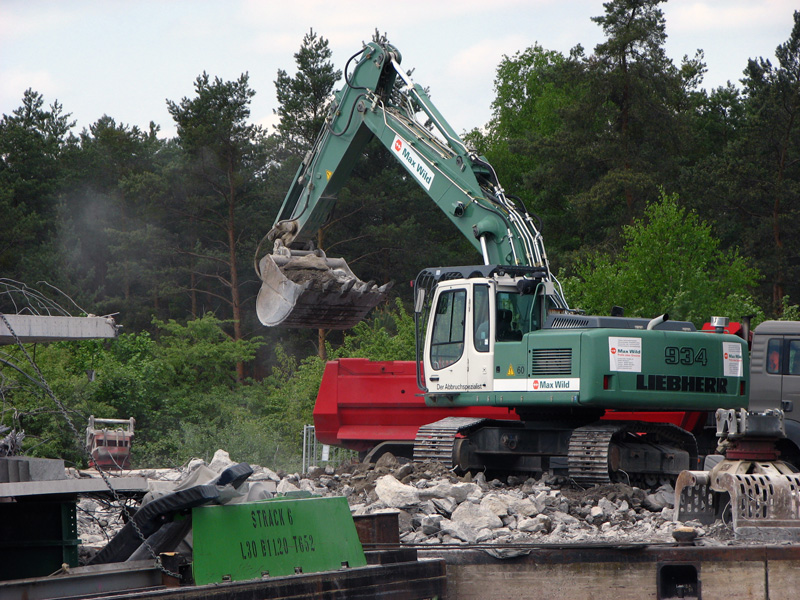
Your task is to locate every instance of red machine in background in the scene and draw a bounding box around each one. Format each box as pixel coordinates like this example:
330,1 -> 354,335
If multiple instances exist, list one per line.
313,358 -> 709,462
314,359 -> 518,459
85,416 -> 135,470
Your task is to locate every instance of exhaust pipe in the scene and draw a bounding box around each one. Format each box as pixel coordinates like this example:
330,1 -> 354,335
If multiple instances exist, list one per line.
647,314 -> 669,330
741,315 -> 753,346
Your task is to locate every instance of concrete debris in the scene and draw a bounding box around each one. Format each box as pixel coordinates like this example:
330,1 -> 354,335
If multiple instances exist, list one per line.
375,475 -> 420,508
451,500 -> 504,532
207,449 -> 235,473
430,495 -> 458,516
643,482 -> 675,511
276,479 -> 301,494
518,514 -> 552,534
480,493 -> 510,518
75,449 -> 751,556
78,496 -> 126,547
280,254 -> 355,292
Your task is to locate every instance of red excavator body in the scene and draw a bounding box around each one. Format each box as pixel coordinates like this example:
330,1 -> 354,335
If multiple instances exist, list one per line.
313,359 -> 706,454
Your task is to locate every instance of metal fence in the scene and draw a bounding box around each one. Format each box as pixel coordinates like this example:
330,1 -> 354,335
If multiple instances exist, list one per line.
302,425 -> 358,474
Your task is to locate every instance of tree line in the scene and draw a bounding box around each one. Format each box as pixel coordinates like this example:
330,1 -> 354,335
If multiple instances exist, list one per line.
1,1 -> 798,468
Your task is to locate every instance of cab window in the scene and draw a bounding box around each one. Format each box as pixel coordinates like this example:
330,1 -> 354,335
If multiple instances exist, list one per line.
496,291 -> 536,341
790,340 -> 800,375
473,284 -> 490,352
430,289 -> 466,370
767,338 -> 783,374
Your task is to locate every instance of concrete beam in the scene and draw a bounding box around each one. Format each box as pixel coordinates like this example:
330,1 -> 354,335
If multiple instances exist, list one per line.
0,476 -> 149,498
0,314 -> 119,344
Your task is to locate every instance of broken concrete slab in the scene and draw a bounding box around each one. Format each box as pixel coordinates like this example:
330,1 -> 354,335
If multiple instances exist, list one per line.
0,315 -> 118,344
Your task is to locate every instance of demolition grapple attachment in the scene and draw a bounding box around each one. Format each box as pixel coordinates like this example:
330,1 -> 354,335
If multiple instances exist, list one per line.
675,409 -> 800,542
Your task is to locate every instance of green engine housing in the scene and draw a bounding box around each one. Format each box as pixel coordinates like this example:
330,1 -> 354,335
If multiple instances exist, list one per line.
428,322 -> 748,412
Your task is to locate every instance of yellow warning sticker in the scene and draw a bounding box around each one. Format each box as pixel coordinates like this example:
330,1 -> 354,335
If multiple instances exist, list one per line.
326,170 -> 332,180
507,364 -> 515,376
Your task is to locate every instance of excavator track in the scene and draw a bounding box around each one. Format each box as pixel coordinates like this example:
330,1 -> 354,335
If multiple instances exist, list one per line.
412,418 -> 697,482
568,421 -> 698,487
567,423 -> 619,486
413,417 -> 487,468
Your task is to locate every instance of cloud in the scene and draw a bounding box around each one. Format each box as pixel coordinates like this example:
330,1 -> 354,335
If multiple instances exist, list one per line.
237,0 -> 552,57
239,0 -> 539,27
2,0 -> 793,141
248,32 -> 312,58
659,0 -> 797,90
0,2 -> 79,40
256,111 -> 281,134
666,0 -> 796,34
0,69 -> 60,111
447,35 -> 531,80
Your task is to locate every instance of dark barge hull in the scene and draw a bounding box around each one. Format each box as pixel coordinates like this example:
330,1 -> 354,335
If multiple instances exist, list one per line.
0,549 -> 447,600
421,544 -> 800,600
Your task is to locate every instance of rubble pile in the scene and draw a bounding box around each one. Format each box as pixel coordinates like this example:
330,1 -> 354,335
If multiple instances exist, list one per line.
297,453 -> 736,547
75,450 -> 740,553
73,454 -> 283,550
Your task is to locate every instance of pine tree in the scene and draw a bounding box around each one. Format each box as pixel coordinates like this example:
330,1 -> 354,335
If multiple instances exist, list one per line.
0,90 -> 74,291
273,29 -> 341,154
167,72 -> 269,378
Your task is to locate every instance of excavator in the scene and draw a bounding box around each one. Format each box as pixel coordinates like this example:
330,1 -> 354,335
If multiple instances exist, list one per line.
256,39 -> 753,490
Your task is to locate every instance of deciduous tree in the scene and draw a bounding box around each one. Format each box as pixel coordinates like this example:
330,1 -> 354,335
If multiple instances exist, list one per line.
565,190 -> 761,325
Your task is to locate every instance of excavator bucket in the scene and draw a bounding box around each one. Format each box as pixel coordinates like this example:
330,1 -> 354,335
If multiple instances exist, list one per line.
256,250 -> 392,330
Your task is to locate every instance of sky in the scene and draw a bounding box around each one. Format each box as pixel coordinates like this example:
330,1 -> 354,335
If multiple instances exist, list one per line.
1,1 -> 797,139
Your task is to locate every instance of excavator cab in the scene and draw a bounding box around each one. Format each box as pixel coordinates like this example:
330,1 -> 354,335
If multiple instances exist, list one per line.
413,265 -> 555,399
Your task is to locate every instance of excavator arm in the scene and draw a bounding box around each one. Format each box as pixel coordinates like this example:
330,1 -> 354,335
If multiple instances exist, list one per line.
257,40 -> 563,329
